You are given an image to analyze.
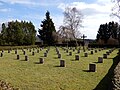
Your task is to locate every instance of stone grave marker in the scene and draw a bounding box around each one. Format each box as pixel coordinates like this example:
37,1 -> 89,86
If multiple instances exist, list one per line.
1,53 -> 3,57
91,51 -> 93,54
29,49 -> 31,52
32,52 -> 35,56
15,50 -> 17,54
77,49 -> 80,53
60,60 -> 65,67
58,54 -> 61,58
40,48 -> 42,51
44,53 -> 47,57
66,49 -> 68,53
23,51 -> 26,55
8,50 -> 10,53
98,57 -> 103,63
109,50 -> 112,53
2,50 -> 4,53
69,52 -> 72,56
83,49 -> 86,52
25,55 -> 28,61
106,51 -> 110,55
89,63 -> 96,72
39,58 -> 44,64
95,50 -> 97,53
84,53 -> 88,57
37,50 -> 39,53
17,55 -> 20,60
103,54 -> 107,59
88,48 -> 90,51
75,54 -> 79,60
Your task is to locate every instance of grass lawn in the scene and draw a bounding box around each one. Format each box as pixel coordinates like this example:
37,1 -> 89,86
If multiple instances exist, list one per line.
0,47 -> 118,90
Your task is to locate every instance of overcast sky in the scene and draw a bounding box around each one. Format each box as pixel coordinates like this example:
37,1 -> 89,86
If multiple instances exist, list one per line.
0,0 -> 119,39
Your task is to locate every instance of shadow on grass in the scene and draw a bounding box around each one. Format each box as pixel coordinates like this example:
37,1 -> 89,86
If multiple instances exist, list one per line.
34,62 -> 41,64
53,57 -> 58,59
71,59 -> 75,61
71,59 -> 79,61
93,55 -> 119,90
20,59 -> 27,61
54,65 -> 61,67
107,58 -> 114,59
82,70 -> 90,72
92,62 -> 103,64
54,65 -> 66,67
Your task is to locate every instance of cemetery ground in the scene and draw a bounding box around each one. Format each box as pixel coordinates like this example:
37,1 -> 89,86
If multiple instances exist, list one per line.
0,46 -> 118,90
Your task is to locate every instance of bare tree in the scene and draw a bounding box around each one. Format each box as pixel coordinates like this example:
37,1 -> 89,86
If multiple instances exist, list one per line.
112,0 -> 120,46
112,0 -> 120,19
59,7 -> 83,46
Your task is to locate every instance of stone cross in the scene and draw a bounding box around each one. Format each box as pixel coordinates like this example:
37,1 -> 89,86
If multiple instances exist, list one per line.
81,34 -> 87,51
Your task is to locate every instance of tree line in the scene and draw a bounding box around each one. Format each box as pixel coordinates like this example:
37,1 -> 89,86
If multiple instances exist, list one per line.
96,21 -> 120,44
0,20 -> 36,45
0,6 -> 84,46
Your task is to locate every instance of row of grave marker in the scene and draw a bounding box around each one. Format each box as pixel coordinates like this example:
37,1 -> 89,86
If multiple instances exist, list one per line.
55,47 -> 117,72
0,47 -> 118,72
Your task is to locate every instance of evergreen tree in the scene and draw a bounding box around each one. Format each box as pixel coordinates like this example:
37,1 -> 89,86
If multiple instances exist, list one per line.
1,23 -> 7,45
96,21 -> 119,44
38,11 -> 56,45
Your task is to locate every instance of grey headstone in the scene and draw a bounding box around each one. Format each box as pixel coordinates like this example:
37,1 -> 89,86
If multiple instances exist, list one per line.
37,50 -> 39,53
1,53 -> 3,57
95,50 -> 97,53
23,51 -> 26,55
8,50 -> 10,53
103,54 -> 107,59
29,49 -> 31,52
17,55 -> 20,60
44,53 -> 47,57
32,52 -> 35,56
84,53 -> 88,57
106,51 -> 110,55
15,50 -> 17,54
75,54 -> 79,60
98,57 -> 103,63
91,51 -> 93,54
40,58 -> 44,64
69,52 -> 72,56
25,55 -> 28,61
60,60 -> 65,67
58,54 -> 61,58
89,64 -> 96,72
66,50 -> 68,53
77,50 -> 80,53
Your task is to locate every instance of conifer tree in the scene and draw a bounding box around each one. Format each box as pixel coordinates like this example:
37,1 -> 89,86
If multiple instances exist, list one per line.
38,11 -> 56,45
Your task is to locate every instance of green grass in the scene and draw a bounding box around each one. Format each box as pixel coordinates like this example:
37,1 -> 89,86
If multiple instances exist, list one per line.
0,47 -> 118,90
